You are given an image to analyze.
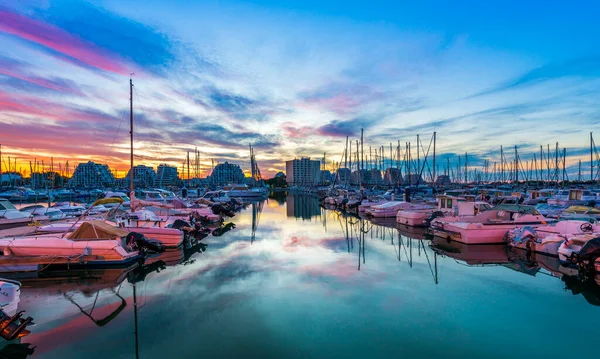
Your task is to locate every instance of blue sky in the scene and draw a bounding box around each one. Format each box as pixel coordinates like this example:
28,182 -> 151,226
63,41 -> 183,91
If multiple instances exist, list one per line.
0,0 -> 599,177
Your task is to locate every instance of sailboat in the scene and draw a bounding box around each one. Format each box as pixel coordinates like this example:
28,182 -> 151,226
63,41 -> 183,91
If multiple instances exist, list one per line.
120,78 -> 183,248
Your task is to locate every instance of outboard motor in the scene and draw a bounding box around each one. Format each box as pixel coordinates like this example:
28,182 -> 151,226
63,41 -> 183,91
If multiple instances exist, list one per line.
425,211 -> 445,226
0,309 -> 34,341
347,200 -> 362,210
573,237 -> 600,275
172,219 -> 191,230
126,232 -> 166,254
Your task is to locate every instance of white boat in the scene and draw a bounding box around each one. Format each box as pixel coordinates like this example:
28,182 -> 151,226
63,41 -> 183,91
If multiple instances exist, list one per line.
358,198 -> 387,212
431,204 -> 551,244
224,184 -> 265,198
396,195 -> 491,227
508,220 -> 600,256
548,189 -> 597,206
557,234 -> 600,263
365,201 -> 414,218
199,190 -> 231,203
51,202 -> 85,217
103,191 -> 131,208
0,221 -> 141,265
20,205 -> 66,221
0,278 -> 21,316
0,200 -> 32,230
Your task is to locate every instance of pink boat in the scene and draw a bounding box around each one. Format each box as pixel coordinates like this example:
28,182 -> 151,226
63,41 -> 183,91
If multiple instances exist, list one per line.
431,204 -> 550,244
0,221 -> 140,265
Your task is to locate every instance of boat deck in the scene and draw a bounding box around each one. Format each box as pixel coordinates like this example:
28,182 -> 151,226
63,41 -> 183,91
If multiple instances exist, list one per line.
0,226 -> 38,238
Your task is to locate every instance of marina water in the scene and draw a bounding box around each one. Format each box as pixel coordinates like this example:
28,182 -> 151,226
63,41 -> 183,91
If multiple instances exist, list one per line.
13,193 -> 599,358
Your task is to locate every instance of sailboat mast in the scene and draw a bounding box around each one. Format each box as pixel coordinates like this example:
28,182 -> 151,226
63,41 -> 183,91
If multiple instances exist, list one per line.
129,77 -> 134,194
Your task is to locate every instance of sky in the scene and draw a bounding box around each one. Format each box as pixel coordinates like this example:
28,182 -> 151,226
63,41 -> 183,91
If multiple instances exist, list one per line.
0,0 -> 599,179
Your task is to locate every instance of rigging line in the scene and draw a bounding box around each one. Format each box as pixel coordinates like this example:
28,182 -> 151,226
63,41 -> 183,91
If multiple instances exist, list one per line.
106,107 -> 128,163
133,86 -> 166,161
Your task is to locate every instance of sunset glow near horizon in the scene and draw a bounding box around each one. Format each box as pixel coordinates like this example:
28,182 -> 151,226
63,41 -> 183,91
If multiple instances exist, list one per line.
1,0 -> 599,179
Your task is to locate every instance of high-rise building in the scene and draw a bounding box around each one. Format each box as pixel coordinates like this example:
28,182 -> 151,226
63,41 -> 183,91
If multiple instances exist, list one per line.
68,161 -> 115,188
285,158 -> 321,186
155,164 -> 179,187
209,161 -> 245,186
336,168 -> 351,184
125,165 -> 157,188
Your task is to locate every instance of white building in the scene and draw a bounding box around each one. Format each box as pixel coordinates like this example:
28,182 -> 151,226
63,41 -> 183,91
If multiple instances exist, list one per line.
285,158 -> 321,186
155,164 -> 179,187
125,165 -> 157,188
68,161 -> 115,188
209,161 -> 245,186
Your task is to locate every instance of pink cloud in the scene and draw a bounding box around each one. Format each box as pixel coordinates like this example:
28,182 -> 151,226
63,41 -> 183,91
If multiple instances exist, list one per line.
0,10 -> 128,74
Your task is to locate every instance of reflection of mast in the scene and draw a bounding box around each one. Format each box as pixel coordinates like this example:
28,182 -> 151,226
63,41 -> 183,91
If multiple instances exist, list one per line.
251,201 -> 263,243
133,281 -> 139,359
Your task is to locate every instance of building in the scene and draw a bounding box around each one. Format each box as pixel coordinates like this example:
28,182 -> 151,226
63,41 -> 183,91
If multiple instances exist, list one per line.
286,193 -> 322,219
350,169 -> 368,185
125,165 -> 157,188
336,168 -> 351,184
365,168 -> 382,186
383,168 -> 402,185
209,161 -> 245,186
68,161 -> 115,188
155,164 -> 179,187
285,158 -> 321,186
435,175 -> 452,186
402,174 -> 424,186
319,170 -> 332,184
0,172 -> 23,186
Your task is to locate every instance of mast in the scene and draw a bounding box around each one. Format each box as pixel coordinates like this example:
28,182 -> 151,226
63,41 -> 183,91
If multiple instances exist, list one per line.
432,132 -> 436,188
514,145 -> 518,184
0,144 -> 2,189
591,132 -> 594,181
129,77 -> 134,196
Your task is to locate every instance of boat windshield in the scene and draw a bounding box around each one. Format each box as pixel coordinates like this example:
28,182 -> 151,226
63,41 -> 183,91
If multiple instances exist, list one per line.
0,200 -> 17,211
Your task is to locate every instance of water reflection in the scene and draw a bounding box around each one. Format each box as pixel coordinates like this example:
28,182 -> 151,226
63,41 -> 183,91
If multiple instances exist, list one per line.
8,194 -> 600,358
286,194 -> 322,220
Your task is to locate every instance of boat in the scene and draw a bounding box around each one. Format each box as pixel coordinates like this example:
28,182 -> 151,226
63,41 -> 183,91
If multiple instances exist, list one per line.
557,235 -> 600,264
547,189 -> 597,206
396,195 -> 491,227
0,220 -> 143,266
19,205 -> 66,221
357,198 -> 386,212
431,204 -> 551,244
50,202 -> 85,217
199,190 -> 232,204
508,220 -> 600,256
0,200 -> 32,230
224,184 -> 265,198
365,201 -> 414,218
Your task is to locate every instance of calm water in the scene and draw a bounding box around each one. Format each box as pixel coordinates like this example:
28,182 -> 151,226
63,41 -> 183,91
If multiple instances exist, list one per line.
8,193 -> 600,358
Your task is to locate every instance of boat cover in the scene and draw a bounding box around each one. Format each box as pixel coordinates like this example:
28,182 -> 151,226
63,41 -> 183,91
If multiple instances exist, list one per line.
564,206 -> 600,215
68,221 -> 128,240
494,204 -> 539,215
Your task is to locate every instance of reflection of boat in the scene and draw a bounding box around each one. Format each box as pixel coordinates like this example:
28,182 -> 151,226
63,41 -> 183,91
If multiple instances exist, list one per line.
561,275 -> 600,307
369,217 -> 398,229
4,264 -> 138,294
430,238 -> 510,265
396,224 -> 430,240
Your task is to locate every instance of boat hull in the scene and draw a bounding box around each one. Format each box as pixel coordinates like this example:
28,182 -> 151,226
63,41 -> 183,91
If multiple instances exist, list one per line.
121,227 -> 183,248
